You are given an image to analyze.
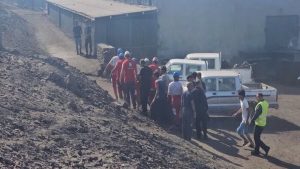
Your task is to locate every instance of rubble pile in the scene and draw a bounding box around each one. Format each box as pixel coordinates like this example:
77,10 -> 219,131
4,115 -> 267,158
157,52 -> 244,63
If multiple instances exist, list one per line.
0,51 -> 228,168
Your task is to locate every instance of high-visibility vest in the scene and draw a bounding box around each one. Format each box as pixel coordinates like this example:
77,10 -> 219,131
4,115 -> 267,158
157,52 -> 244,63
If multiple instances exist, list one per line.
255,100 -> 269,127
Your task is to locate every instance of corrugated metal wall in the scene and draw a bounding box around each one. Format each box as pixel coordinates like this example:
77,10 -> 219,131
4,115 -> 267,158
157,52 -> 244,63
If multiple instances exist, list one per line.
95,12 -> 158,58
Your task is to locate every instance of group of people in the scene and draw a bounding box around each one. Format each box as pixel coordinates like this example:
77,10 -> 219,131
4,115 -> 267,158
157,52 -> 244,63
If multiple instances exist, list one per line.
105,48 -> 270,157
73,21 -> 93,56
104,48 -> 210,141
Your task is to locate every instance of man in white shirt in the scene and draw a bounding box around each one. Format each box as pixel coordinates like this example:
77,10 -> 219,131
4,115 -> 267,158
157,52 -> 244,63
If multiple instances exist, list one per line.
233,89 -> 254,147
103,48 -> 123,76
168,72 -> 183,126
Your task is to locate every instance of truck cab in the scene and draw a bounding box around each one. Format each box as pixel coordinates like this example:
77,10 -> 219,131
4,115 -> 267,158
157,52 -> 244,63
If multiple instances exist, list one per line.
185,53 -> 221,70
165,59 -> 207,81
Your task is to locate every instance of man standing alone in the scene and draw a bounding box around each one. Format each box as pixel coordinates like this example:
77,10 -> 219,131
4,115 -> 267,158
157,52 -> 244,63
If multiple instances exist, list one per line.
251,93 -> 270,157
73,22 -> 82,55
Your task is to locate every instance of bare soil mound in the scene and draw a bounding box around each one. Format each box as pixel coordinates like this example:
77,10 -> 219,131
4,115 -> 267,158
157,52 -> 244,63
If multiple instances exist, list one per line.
0,52 -> 232,168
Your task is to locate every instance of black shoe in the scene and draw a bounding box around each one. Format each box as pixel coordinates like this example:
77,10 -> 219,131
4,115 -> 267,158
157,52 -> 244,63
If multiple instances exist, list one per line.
197,134 -> 202,140
264,147 -> 270,157
251,151 -> 259,156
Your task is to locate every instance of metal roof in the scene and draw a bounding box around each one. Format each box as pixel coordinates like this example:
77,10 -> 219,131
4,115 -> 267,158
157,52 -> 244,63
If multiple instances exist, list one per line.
186,53 -> 220,59
198,70 -> 239,78
47,0 -> 157,19
166,59 -> 206,65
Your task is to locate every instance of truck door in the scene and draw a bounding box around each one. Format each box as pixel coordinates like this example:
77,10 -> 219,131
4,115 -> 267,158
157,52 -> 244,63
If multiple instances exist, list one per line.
203,77 -> 219,114
217,77 -> 239,116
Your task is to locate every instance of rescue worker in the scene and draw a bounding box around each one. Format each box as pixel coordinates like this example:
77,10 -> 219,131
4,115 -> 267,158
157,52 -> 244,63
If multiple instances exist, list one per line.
168,72 -> 183,126
73,22 -> 82,55
103,48 -> 123,76
250,93 -> 270,157
191,81 -> 209,139
84,22 -> 92,56
149,57 -> 160,73
233,89 -> 254,147
109,53 -> 124,101
111,52 -> 125,100
120,51 -> 137,109
182,82 -> 195,141
139,59 -> 153,113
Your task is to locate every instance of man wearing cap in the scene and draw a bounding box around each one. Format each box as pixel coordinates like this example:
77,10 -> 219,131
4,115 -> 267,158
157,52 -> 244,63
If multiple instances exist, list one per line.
250,93 -> 270,157
111,52 -> 125,100
120,51 -> 138,109
168,72 -> 183,126
104,48 -> 123,76
110,53 -> 124,101
159,66 -> 170,96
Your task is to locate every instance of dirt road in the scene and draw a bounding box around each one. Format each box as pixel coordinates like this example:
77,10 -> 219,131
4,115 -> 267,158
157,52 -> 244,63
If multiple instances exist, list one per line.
3,3 -> 300,169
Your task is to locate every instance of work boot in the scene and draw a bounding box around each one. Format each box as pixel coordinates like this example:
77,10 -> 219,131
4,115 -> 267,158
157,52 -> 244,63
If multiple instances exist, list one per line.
251,150 -> 260,156
264,146 -> 270,157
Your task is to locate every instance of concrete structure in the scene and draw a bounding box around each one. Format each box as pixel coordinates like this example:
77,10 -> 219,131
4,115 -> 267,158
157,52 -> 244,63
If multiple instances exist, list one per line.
46,0 -> 158,57
116,0 -> 300,60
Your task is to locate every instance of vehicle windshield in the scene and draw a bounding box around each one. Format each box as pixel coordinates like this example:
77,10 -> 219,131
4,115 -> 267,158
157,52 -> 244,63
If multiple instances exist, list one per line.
186,64 -> 202,75
167,64 -> 183,75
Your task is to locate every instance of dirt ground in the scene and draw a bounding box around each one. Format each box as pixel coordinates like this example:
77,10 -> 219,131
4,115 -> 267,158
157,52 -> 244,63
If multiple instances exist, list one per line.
1,2 -> 300,169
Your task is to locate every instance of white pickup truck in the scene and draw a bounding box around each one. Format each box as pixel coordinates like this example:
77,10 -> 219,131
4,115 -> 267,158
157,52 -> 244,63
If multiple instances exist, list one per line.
185,53 -> 253,83
198,70 -> 279,116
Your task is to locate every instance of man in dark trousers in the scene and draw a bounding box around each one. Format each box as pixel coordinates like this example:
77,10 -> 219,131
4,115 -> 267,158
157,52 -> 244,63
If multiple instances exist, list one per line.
251,93 -> 270,157
84,22 -> 92,56
120,51 -> 137,109
191,81 -> 209,139
182,82 -> 195,141
73,22 -> 82,55
139,59 -> 153,113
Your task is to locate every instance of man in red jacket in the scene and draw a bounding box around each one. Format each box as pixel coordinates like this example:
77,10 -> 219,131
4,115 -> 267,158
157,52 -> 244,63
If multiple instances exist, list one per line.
111,53 -> 125,100
120,51 -> 138,109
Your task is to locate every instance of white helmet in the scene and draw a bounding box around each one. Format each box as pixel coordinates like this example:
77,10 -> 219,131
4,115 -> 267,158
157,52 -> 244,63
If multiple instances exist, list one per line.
152,57 -> 158,62
144,58 -> 150,63
124,51 -> 131,57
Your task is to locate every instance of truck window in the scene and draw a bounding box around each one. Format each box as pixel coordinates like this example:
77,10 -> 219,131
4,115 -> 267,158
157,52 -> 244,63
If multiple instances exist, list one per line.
204,78 -> 217,91
218,78 -> 236,91
168,64 -> 183,75
203,59 -> 215,69
186,64 -> 202,75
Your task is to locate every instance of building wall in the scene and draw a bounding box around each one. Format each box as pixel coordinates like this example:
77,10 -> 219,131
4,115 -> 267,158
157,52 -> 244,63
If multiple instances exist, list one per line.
48,3 -> 60,27
95,12 -> 158,58
60,9 -> 74,38
153,0 -> 300,60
